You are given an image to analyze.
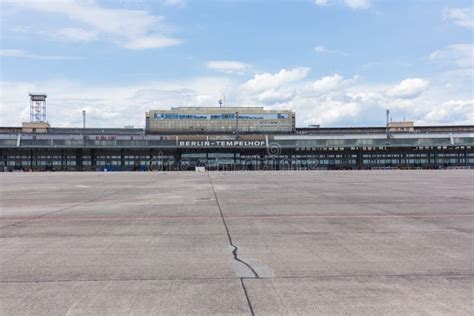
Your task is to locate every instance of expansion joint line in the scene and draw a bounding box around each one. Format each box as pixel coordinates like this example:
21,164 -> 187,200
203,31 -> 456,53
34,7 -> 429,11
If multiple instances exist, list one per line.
0,190 -> 117,230
207,173 -> 260,279
0,179 -> 157,230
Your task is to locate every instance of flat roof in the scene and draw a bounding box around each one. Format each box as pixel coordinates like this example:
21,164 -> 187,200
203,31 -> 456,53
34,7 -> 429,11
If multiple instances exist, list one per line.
2,125 -> 474,135
169,106 -> 265,110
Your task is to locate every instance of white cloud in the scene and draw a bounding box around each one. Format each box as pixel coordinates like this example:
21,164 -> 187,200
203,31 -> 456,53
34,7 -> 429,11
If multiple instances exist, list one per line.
0,77 -> 234,127
123,36 -> 181,50
0,49 -> 79,60
430,44 -> 474,68
314,45 -> 328,53
312,74 -> 344,93
443,7 -> 474,29
422,99 -> 474,125
386,78 -> 429,99
55,27 -> 98,42
314,0 -> 329,6
207,60 -> 251,74
258,89 -> 295,105
238,71 -> 465,126
1,70 -> 472,128
243,67 -> 310,91
344,0 -> 370,10
316,100 -> 361,125
314,0 -> 370,10
314,45 -> 347,56
4,0 -> 181,50
162,0 -> 187,7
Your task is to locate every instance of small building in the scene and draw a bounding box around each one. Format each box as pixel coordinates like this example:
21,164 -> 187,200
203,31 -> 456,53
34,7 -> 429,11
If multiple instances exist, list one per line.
21,122 -> 50,133
388,121 -> 415,133
146,107 -> 295,134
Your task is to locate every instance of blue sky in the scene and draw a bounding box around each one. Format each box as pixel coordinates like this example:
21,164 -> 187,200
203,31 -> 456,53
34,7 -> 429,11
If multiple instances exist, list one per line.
1,0 -> 473,128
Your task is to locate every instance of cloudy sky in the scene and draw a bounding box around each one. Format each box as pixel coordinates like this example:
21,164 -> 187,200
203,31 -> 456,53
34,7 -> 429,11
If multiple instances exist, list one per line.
0,0 -> 473,128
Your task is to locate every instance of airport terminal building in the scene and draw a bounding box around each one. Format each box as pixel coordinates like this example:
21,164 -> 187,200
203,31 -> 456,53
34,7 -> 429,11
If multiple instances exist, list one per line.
146,107 -> 295,134
1,104 -> 473,171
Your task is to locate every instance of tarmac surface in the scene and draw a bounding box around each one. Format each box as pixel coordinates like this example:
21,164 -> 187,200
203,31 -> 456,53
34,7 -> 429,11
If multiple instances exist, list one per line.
0,170 -> 473,315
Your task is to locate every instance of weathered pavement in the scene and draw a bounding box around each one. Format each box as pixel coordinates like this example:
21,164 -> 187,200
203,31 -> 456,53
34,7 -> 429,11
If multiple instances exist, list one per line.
1,170 -> 472,315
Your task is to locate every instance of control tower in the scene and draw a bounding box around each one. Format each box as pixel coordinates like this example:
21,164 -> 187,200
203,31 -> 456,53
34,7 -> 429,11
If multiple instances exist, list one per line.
22,93 -> 50,133
29,93 -> 47,122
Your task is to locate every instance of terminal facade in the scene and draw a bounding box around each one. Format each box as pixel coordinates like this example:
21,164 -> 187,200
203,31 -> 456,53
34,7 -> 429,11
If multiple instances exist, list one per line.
146,107 -> 295,134
1,103 -> 473,171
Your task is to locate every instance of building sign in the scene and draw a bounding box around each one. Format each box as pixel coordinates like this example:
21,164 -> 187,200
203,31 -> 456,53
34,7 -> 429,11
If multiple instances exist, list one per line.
178,140 -> 266,147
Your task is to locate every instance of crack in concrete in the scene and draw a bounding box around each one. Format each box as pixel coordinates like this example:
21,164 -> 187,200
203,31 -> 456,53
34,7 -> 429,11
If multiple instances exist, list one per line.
206,172 -> 258,315
240,278 -> 255,316
207,173 -> 260,279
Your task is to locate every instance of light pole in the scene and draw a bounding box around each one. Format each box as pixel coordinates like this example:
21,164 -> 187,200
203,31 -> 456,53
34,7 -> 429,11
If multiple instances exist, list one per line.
235,111 -> 239,135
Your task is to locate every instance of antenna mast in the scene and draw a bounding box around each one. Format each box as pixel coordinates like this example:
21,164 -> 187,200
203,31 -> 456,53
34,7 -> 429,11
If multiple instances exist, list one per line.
386,109 -> 390,139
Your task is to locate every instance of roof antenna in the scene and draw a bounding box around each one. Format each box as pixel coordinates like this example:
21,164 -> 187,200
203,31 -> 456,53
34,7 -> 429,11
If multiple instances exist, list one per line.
219,88 -> 226,107
218,99 -> 223,108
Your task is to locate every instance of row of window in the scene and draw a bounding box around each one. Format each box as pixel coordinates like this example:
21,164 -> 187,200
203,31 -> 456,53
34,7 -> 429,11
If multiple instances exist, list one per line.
154,113 -> 289,120
3,158 -> 473,167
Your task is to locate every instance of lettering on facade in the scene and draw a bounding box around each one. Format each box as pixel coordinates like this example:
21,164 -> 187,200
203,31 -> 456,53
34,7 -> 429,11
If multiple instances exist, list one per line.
178,140 -> 266,147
